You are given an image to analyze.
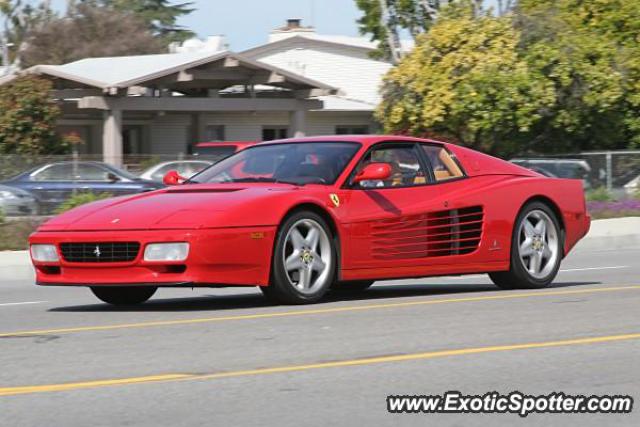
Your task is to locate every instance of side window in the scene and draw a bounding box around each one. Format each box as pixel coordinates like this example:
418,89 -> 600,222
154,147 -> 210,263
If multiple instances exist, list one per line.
421,145 -> 465,182
31,164 -> 72,181
356,145 -> 427,188
75,164 -> 111,181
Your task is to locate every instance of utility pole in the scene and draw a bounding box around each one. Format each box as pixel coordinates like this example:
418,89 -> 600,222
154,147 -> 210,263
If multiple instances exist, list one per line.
0,0 -> 9,75
378,0 -> 402,64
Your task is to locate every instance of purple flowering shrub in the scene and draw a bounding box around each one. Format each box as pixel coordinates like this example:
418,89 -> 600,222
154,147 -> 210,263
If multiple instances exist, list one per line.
587,198 -> 640,219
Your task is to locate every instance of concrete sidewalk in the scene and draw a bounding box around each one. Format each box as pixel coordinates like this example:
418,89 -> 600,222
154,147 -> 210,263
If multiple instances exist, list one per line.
1,217 -> 638,281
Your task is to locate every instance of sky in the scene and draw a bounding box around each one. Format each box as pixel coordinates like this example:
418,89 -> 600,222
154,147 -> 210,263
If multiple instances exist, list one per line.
50,0 -> 364,51
49,0 -> 500,51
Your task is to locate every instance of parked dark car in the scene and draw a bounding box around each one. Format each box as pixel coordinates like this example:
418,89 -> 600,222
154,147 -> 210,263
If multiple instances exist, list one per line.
1,161 -> 163,214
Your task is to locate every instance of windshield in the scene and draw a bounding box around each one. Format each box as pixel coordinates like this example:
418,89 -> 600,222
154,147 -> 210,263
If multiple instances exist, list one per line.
190,142 -> 360,185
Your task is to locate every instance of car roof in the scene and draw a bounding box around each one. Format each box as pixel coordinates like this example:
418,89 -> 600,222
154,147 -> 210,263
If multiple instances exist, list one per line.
254,135 -> 446,148
155,160 -> 212,165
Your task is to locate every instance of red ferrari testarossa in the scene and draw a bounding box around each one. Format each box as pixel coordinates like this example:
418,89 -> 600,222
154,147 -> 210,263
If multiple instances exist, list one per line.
29,136 -> 590,305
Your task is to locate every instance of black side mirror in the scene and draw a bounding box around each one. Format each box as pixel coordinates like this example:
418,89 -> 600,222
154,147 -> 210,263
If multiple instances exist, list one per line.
107,172 -> 120,183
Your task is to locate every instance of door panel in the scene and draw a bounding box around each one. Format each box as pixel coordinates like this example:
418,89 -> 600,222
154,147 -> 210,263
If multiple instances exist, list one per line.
343,185 -> 443,269
343,183 -> 496,272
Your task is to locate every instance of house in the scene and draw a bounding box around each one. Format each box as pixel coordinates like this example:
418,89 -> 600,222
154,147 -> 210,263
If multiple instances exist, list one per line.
0,19 -> 402,166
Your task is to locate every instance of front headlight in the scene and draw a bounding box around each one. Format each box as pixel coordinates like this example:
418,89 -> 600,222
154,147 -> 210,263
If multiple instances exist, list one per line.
144,243 -> 190,261
30,244 -> 60,262
0,190 -> 17,199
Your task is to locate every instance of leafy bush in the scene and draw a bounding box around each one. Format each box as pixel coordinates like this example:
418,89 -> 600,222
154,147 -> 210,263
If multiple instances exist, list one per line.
0,208 -> 5,225
55,192 -> 113,214
586,187 -> 615,202
0,76 -> 67,155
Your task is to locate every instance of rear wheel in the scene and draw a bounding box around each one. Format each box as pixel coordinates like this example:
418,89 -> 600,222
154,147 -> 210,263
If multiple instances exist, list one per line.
91,286 -> 157,305
261,211 -> 336,304
489,202 -> 562,290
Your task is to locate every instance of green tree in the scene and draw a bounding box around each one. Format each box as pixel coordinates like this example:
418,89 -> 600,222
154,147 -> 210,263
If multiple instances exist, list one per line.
1,0 -> 55,72
378,1 -> 554,155
516,0 -> 640,151
355,0 -> 443,61
0,75 -> 67,155
354,1 -> 513,61
20,3 -> 164,67
377,0 -> 640,155
88,0 -> 195,44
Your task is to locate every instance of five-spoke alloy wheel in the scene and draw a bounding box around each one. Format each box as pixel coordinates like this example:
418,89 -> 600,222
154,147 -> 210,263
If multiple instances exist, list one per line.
262,211 -> 336,304
490,202 -> 563,290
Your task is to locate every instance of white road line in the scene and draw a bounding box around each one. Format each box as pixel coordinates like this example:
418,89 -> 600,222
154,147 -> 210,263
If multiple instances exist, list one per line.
0,301 -> 45,307
559,266 -> 628,273
445,266 -> 629,280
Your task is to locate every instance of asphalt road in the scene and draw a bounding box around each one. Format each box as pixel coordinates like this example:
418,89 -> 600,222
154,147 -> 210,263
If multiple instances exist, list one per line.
1,245 -> 638,426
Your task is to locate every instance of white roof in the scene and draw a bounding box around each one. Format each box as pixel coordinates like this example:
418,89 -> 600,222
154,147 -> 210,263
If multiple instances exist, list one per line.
245,33 -> 414,56
314,96 -> 377,111
13,50 -> 337,93
299,34 -> 414,52
32,51 -> 228,88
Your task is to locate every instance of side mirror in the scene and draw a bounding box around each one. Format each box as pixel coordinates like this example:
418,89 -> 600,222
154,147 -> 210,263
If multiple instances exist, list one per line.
163,170 -> 186,186
353,163 -> 392,185
106,172 -> 120,183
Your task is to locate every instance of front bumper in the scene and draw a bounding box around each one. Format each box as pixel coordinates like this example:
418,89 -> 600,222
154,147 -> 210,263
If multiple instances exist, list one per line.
30,227 -> 276,287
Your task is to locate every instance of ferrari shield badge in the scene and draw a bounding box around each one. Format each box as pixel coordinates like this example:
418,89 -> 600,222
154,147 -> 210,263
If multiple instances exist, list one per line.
329,193 -> 340,208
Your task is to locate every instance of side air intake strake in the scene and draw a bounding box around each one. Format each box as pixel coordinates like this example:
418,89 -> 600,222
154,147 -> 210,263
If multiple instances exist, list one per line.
370,206 -> 484,260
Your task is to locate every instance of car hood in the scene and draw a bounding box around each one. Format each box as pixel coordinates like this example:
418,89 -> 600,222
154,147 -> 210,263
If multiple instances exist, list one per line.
39,184 -> 304,231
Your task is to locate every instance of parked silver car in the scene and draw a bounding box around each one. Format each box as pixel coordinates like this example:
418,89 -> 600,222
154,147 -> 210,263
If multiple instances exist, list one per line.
0,185 -> 38,216
139,160 -> 213,183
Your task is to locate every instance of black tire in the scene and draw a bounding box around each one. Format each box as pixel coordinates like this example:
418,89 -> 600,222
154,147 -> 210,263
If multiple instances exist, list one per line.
332,280 -> 375,292
489,201 -> 563,290
261,211 -> 337,304
91,286 -> 157,305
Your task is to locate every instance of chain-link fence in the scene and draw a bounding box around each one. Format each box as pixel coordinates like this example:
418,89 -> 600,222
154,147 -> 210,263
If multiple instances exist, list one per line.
511,150 -> 640,195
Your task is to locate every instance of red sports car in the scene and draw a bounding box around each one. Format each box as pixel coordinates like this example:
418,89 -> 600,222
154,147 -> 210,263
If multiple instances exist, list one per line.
29,136 -> 590,305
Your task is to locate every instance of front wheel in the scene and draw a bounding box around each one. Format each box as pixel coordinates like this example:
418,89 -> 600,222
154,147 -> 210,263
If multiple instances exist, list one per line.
489,202 -> 563,290
91,286 -> 157,305
261,211 -> 336,304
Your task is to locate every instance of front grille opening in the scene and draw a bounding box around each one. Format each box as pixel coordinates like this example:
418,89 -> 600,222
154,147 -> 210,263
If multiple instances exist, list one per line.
165,265 -> 187,274
60,242 -> 140,263
37,266 -> 61,275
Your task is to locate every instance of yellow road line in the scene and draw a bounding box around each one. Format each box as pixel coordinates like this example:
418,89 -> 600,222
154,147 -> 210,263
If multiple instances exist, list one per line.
1,285 -> 639,338
2,332 -> 640,397
0,374 -> 191,396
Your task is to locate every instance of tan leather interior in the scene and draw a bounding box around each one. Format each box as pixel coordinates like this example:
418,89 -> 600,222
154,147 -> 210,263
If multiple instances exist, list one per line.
439,150 -> 463,177
434,170 -> 453,180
